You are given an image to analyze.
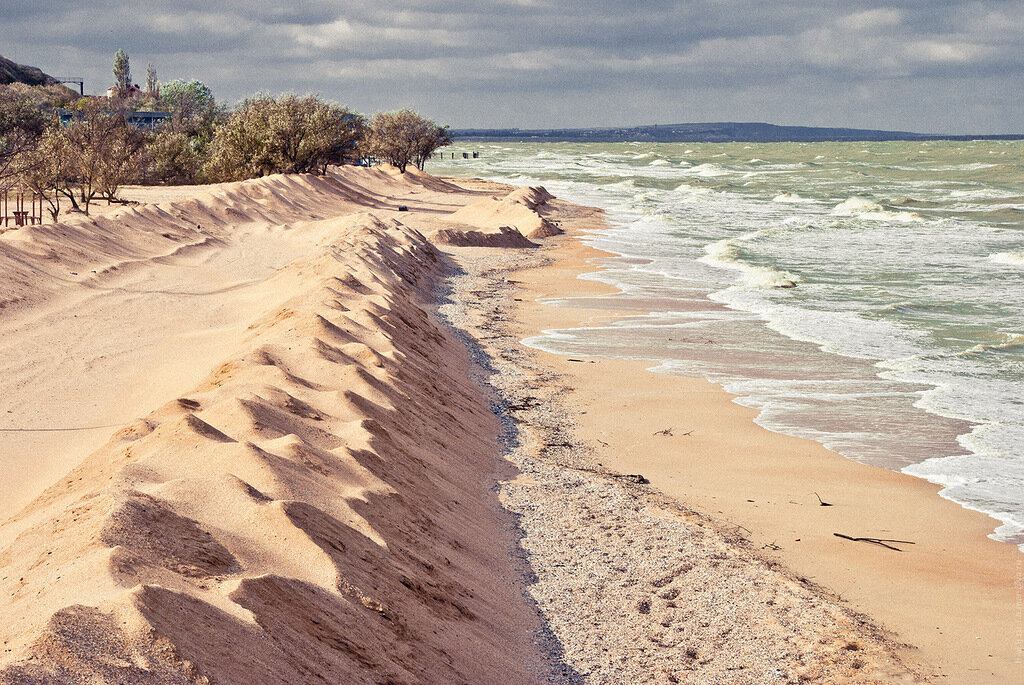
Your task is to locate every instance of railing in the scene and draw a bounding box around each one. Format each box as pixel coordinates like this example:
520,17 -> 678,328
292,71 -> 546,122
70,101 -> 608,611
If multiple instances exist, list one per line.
52,76 -> 85,96
1,189 -> 44,227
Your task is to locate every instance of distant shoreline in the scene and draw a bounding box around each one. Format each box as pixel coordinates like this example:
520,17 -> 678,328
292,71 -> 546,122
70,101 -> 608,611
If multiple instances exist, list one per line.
452,121 -> 1024,143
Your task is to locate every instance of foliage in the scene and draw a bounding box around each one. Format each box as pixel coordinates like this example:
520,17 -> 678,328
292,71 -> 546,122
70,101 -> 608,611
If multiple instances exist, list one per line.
0,83 -> 78,186
146,127 -> 203,184
2,75 -> 454,214
15,128 -> 74,218
160,80 -> 215,119
205,94 -> 363,181
154,79 -> 221,172
365,109 -> 451,173
113,49 -> 131,96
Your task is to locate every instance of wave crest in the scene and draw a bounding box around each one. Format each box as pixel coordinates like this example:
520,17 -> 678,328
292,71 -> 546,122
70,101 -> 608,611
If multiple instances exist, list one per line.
833,196 -> 924,222
701,238 -> 801,289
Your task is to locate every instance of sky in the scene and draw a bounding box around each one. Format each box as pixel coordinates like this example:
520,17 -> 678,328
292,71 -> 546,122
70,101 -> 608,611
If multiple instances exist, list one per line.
1,0 -> 1021,134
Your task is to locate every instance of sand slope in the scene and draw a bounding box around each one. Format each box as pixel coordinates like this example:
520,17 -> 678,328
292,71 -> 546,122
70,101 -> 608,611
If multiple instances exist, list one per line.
434,185 -> 563,246
0,168 -> 553,683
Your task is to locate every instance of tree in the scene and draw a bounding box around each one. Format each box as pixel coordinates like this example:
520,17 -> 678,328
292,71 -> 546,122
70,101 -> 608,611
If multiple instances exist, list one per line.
97,123 -> 145,202
0,83 -> 79,187
113,49 -> 131,96
56,99 -> 144,213
0,85 -> 50,185
146,127 -> 203,184
205,94 -> 363,181
160,79 -> 215,121
16,127 -> 75,219
145,63 -> 158,98
365,109 -> 451,173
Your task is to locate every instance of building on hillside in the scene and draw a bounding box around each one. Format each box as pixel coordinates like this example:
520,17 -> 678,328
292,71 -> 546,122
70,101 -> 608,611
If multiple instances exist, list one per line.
106,84 -> 143,99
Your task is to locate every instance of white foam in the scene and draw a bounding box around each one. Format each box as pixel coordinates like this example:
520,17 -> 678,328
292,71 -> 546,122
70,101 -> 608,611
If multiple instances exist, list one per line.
834,196 -> 883,213
673,183 -> 715,196
648,159 -> 671,166
772,192 -> 815,204
988,251 -> 1024,266
683,163 -> 730,178
832,196 -> 924,222
700,237 -> 801,289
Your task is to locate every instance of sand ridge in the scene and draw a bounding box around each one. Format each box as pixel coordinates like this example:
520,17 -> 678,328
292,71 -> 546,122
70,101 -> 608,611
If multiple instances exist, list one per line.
0,168 -> 561,683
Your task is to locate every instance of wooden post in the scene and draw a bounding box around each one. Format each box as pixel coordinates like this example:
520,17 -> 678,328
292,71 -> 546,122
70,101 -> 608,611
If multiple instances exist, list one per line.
15,190 -> 25,227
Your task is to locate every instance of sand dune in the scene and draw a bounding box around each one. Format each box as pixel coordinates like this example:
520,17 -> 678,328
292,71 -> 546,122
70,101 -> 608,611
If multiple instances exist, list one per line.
0,168 -> 555,683
436,185 -> 564,245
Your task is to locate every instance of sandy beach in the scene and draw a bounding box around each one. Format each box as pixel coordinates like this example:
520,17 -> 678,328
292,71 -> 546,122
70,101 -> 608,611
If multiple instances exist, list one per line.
1,168 -> 1021,683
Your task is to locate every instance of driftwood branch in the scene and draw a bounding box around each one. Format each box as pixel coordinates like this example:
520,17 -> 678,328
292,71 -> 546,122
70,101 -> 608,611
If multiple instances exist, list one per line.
833,533 -> 915,552
653,428 -> 694,437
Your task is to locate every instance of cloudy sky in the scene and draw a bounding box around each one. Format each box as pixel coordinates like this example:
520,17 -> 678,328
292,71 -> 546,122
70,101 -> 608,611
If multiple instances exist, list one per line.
2,0 -> 1021,133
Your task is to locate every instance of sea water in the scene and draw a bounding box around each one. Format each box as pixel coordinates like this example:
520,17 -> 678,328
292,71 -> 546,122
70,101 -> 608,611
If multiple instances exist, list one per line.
428,141 -> 1024,547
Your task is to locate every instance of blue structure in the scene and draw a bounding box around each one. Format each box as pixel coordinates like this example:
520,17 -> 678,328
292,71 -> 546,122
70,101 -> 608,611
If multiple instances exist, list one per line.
56,109 -> 170,130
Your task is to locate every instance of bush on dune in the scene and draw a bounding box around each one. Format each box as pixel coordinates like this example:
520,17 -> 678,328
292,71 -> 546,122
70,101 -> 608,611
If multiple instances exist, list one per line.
204,94 -> 364,181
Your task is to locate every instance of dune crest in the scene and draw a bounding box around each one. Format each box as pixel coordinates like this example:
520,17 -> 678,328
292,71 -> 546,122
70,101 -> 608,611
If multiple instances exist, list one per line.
0,168 -> 553,683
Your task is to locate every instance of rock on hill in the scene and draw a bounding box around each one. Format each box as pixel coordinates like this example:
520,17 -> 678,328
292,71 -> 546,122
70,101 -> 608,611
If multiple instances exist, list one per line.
0,55 -> 58,86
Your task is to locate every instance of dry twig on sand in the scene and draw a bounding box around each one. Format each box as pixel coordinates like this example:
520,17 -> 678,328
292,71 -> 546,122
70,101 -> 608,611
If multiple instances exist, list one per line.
833,533 -> 915,552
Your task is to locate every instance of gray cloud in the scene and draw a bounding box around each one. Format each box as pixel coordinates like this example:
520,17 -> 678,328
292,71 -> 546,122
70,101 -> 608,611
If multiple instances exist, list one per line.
0,0 -> 1020,133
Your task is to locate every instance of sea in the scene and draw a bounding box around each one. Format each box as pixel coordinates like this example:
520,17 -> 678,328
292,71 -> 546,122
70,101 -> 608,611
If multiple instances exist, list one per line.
427,140 -> 1024,548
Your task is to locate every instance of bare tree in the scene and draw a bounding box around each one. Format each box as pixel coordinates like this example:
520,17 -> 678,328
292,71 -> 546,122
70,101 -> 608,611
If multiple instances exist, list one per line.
98,124 -> 145,202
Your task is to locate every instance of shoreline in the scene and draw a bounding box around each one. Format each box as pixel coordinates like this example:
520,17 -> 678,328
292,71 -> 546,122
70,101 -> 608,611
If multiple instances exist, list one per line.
524,240 -> 1023,549
464,198 -> 1022,683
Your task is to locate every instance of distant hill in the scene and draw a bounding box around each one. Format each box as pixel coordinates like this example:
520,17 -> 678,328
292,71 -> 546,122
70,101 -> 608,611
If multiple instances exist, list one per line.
0,55 -> 59,86
453,122 -> 1024,143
